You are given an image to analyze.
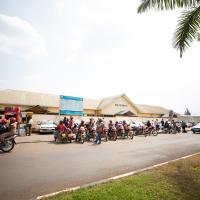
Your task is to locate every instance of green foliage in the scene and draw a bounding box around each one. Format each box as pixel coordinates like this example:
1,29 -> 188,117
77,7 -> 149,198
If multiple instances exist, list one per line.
137,0 -> 200,57
173,6 -> 200,57
47,155 -> 200,200
137,0 -> 200,13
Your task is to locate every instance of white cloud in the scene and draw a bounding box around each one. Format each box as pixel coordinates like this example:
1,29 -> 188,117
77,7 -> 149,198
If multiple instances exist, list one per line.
0,14 -> 47,59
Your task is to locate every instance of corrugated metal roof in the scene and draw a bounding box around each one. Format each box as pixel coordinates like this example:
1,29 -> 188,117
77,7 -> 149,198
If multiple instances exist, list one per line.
0,89 -> 59,107
0,89 -> 170,115
0,89 -> 101,110
83,98 -> 101,110
136,104 -> 169,115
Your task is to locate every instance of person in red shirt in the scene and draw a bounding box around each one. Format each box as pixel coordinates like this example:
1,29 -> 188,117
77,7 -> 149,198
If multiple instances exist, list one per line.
57,121 -> 66,133
54,121 -> 66,142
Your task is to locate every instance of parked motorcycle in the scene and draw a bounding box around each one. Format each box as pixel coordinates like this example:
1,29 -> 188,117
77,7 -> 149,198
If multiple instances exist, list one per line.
147,127 -> 158,136
102,127 -> 108,142
116,123 -> 126,139
125,125 -> 134,139
75,127 -> 86,144
85,125 -> 96,142
134,126 -> 148,137
108,125 -> 117,141
56,128 -> 76,143
0,132 -> 17,152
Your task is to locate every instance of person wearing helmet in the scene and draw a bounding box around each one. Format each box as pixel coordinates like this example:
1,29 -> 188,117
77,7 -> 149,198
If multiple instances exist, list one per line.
9,117 -> 17,135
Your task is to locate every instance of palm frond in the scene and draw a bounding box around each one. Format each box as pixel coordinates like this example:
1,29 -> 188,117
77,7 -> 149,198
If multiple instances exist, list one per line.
196,32 -> 200,40
173,6 -> 200,57
137,0 -> 200,13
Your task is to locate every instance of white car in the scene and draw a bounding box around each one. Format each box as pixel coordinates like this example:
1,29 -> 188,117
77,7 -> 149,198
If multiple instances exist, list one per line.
35,120 -> 57,134
129,121 -> 145,130
191,123 -> 200,134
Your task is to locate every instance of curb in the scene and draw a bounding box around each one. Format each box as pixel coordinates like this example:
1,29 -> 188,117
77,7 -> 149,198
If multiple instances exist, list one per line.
36,152 -> 200,199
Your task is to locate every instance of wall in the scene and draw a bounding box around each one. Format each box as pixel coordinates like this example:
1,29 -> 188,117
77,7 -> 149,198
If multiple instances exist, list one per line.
47,107 -> 59,113
83,109 -> 96,115
177,116 -> 200,123
31,114 -> 168,127
138,113 -> 161,118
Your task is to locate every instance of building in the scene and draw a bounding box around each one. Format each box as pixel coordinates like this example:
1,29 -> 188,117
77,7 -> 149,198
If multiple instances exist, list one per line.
0,89 -> 170,121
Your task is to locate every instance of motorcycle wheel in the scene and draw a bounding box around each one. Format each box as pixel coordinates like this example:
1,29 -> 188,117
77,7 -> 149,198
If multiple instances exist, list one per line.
81,137 -> 85,144
152,130 -> 158,136
1,139 -> 15,152
130,133 -> 134,139
172,130 -> 177,134
114,134 -> 117,141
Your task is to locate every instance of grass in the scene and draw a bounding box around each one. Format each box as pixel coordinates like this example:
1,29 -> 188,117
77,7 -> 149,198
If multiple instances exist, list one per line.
47,154 -> 200,200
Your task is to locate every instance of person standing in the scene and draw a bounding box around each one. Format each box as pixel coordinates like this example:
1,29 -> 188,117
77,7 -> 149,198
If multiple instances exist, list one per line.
181,121 -> 187,133
161,119 -> 164,128
154,119 -> 160,130
94,118 -> 104,144
27,117 -> 33,136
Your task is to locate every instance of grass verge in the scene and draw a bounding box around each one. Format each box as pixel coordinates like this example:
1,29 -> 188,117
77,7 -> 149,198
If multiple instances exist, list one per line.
46,154 -> 200,200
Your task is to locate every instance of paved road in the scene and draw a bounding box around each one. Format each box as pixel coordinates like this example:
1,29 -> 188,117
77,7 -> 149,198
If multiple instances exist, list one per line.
0,133 -> 200,200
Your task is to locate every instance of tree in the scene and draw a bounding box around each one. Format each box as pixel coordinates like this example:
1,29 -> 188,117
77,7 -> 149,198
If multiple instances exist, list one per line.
137,0 -> 200,57
184,108 -> 191,115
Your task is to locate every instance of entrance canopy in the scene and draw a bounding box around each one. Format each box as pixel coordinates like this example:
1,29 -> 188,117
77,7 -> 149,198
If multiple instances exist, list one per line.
115,110 -> 136,116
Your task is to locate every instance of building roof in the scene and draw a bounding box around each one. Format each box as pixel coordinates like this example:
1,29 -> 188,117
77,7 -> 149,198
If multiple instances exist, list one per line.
0,89 -> 170,115
0,89 -> 59,107
136,104 -> 169,115
83,98 -> 101,110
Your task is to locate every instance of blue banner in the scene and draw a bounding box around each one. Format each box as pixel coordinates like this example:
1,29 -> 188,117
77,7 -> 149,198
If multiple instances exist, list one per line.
59,95 -> 83,116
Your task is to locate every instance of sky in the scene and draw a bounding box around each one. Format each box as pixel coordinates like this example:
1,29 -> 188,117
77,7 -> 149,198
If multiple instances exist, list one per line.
0,0 -> 199,115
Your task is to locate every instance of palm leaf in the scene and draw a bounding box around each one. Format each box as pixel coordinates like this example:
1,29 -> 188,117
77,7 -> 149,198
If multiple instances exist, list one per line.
137,0 -> 200,13
173,6 -> 200,57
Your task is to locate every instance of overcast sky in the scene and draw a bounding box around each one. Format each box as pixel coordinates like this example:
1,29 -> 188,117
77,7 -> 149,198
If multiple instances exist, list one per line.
0,0 -> 199,115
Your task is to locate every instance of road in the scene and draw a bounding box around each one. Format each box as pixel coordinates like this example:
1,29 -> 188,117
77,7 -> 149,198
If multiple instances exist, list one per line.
0,133 -> 200,200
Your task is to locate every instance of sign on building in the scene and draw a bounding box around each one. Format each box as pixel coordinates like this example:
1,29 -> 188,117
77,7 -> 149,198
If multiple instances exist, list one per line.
59,95 -> 83,115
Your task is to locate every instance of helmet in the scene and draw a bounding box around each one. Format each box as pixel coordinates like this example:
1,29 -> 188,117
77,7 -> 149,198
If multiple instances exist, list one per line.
1,118 -> 7,124
10,117 -> 16,124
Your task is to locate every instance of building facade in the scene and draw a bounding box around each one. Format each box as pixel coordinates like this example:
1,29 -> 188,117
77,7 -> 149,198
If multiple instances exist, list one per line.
0,89 -> 170,119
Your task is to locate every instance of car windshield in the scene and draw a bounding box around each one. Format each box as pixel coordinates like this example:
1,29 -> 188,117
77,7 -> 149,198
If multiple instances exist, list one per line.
41,120 -> 54,125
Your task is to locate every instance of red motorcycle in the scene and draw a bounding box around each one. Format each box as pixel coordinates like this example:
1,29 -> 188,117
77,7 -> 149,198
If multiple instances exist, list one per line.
102,127 -> 108,142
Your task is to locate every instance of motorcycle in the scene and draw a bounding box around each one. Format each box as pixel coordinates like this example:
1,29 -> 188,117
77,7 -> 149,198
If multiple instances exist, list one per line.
108,125 -> 117,141
123,125 -> 134,139
102,127 -> 108,142
116,123 -> 126,139
56,128 -> 76,143
0,132 -> 17,152
85,125 -> 96,142
75,127 -> 86,144
146,127 -> 158,136
134,126 -> 148,137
